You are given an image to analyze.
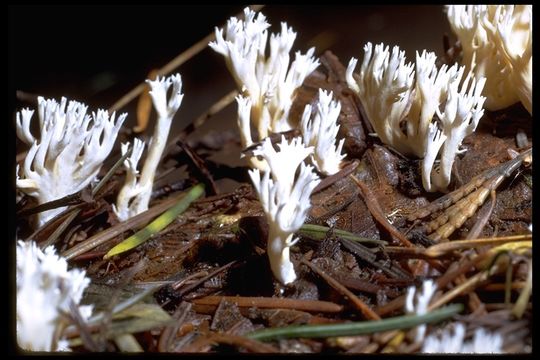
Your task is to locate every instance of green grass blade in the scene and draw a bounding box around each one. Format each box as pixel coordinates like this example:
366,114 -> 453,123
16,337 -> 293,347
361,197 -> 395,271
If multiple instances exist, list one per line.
104,184 -> 204,259
298,224 -> 387,245
114,334 -> 144,352
247,304 -> 463,341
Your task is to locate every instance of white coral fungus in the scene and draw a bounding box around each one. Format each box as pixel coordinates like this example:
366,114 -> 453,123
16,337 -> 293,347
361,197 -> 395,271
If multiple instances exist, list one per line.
346,42 -> 486,192
300,89 -> 346,175
446,5 -> 532,114
17,240 -> 92,351
405,279 -> 437,343
422,322 -> 504,354
112,138 -> 146,221
248,136 -> 320,284
16,97 -> 126,227
210,7 -> 319,168
113,74 -> 183,221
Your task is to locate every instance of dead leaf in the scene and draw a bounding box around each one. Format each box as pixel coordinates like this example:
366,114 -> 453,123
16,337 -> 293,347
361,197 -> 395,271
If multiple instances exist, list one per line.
134,69 -> 159,133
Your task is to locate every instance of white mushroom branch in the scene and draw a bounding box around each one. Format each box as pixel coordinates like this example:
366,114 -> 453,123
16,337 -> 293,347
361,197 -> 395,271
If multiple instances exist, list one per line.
17,240 -> 92,351
16,97 -> 126,227
113,74 -> 183,221
210,7 -> 319,168
248,136 -> 320,284
346,42 -> 486,192
446,5 -> 532,114
301,89 -> 346,176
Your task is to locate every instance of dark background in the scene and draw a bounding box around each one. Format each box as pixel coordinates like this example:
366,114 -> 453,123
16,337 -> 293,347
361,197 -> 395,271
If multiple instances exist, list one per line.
9,5 -> 451,135
8,4 -> 454,229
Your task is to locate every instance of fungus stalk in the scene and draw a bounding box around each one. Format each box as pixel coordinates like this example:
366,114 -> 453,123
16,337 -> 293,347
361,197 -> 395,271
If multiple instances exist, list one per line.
113,74 -> 183,221
210,7 -> 319,169
429,69 -> 486,191
113,138 -> 145,221
16,97 -> 126,227
17,240 -> 92,351
249,136 -> 320,284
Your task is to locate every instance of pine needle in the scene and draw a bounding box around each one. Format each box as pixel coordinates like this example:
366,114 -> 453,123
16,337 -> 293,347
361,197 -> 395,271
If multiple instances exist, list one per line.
103,184 -> 204,259
247,304 -> 463,341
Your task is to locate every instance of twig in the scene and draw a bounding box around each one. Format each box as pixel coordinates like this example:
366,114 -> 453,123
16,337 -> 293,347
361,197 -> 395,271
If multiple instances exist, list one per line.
107,5 -> 264,113
349,174 -> 413,247
512,260 -> 532,319
333,276 -> 385,295
481,282 -> 526,291
340,238 -> 411,280
436,250 -> 490,290
300,258 -> 380,320
374,250 -> 490,317
174,260 -> 237,297
424,234 -> 532,258
168,89 -> 239,149
454,273 -> 484,314
157,301 -> 192,352
39,209 -> 81,249
176,140 -> 219,195
92,144 -> 134,197
68,299 -> 99,351
384,234 -> 531,260
24,204 -> 81,244
17,191 -> 88,218
338,238 -> 377,262
170,270 -> 209,292
190,296 -> 343,314
71,250 -> 108,261
312,160 -> 360,194
428,262 -> 505,311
